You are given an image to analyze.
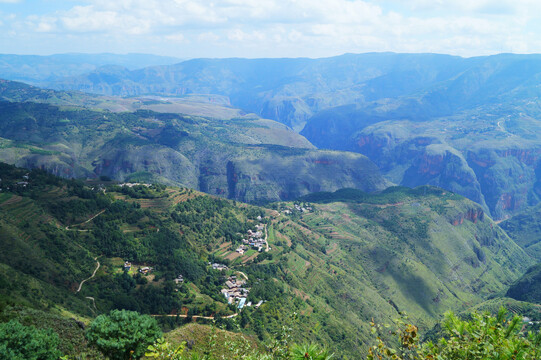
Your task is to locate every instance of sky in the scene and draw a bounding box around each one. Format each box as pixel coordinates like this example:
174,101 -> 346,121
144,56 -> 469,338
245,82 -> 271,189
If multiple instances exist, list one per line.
1,0 -> 541,58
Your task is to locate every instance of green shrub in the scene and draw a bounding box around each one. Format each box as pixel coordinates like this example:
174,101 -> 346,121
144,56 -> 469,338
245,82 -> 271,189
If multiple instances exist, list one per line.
368,307 -> 541,360
0,319 -> 61,360
86,309 -> 162,360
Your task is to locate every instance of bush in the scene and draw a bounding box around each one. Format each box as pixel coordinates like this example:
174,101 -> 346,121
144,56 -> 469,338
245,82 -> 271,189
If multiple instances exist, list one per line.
86,309 -> 162,360
368,307 -> 541,360
0,320 -> 61,360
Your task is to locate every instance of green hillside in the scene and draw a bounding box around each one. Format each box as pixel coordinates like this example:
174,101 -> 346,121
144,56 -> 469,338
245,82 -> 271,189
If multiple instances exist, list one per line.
0,81 -> 387,204
500,203 -> 541,261
507,263 -> 541,304
0,163 -> 534,358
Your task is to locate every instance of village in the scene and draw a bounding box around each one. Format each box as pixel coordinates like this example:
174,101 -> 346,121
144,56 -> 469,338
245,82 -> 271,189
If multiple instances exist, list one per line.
0,172 -> 30,191
235,221 -> 269,254
280,202 -> 313,215
119,219 -> 270,313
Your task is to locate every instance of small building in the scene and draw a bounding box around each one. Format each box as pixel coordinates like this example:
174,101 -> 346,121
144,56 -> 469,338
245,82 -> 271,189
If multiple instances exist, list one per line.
238,297 -> 247,309
139,266 -> 151,274
212,263 -> 228,271
123,261 -> 131,271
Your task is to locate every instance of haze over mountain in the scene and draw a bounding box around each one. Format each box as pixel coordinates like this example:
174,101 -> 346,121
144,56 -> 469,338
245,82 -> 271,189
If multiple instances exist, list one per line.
0,79 -> 386,204
0,53 -> 182,86
13,52 -> 536,219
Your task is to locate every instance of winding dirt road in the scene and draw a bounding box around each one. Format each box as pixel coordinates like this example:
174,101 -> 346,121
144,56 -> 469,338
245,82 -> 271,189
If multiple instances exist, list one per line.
150,313 -> 238,319
76,258 -> 100,293
66,209 -> 106,230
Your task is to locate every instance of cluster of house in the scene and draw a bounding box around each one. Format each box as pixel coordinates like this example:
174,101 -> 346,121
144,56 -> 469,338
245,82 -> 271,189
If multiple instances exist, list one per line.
17,173 -> 30,187
282,203 -> 313,215
0,173 -> 30,191
221,275 -> 250,309
211,263 -> 228,271
236,223 -> 267,254
120,182 -> 151,187
220,275 -> 265,310
122,258 -> 158,275
124,261 -> 153,275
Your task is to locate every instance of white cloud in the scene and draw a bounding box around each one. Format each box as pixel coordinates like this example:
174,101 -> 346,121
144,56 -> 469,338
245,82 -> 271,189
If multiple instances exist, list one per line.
2,0 -> 541,57
165,33 -> 188,43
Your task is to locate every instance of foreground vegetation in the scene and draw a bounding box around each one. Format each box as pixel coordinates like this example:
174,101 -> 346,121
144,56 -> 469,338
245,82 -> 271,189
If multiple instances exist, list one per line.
3,307 -> 540,360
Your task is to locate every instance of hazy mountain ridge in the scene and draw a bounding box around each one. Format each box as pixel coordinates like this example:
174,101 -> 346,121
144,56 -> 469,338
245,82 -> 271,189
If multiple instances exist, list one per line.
48,53 -> 470,131
0,53 -> 182,86
0,80 -> 387,203
29,53 -> 541,218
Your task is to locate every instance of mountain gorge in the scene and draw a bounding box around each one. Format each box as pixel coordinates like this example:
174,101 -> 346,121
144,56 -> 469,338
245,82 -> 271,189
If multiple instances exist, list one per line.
2,52 -> 541,358
0,80 -> 386,204
37,53 -> 541,218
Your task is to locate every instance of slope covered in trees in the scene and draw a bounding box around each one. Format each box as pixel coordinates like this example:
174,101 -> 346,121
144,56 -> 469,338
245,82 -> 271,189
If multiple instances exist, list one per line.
0,163 -> 537,358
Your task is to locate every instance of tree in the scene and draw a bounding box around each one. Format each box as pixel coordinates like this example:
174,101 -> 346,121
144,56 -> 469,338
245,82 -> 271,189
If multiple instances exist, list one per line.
86,309 -> 162,360
368,307 -> 541,360
0,320 -> 61,360
290,343 -> 334,360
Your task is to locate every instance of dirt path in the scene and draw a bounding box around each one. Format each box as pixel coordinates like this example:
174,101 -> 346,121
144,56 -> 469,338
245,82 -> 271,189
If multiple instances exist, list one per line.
264,224 -> 269,252
236,271 -> 249,280
76,258 -> 100,293
151,313 -> 238,319
86,296 -> 97,313
66,209 -> 106,230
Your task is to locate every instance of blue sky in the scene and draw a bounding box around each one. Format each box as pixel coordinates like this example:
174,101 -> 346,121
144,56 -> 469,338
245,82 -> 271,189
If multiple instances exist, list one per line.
1,0 -> 541,58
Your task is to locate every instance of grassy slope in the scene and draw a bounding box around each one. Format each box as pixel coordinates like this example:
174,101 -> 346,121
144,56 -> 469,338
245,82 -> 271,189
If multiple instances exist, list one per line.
506,263 -> 541,304
239,187 -> 534,356
500,202 -> 541,261
0,164 -> 534,358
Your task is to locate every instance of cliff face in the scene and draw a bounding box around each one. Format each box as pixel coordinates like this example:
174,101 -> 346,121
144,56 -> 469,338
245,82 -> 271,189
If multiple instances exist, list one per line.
352,131 -> 490,214
345,115 -> 541,220
449,207 -> 485,226
0,100 -> 389,204
224,151 -> 387,203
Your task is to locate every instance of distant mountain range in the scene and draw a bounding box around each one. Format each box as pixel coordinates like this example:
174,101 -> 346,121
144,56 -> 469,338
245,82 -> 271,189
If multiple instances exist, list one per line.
0,53 -> 182,85
2,52 -> 541,218
0,79 -> 386,203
